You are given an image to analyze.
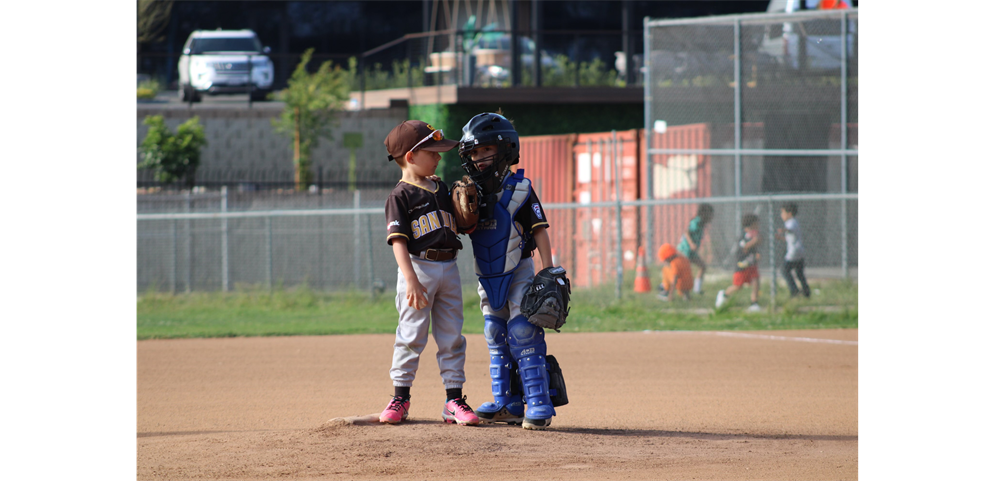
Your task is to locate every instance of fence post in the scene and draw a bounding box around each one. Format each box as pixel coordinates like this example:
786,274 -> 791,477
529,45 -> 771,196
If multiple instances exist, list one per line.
599,138 -> 607,286
643,16 -> 654,256
185,191 -> 192,292
366,214 -> 376,295
840,11 -> 850,280
586,138 -> 594,289
842,163 -> 849,279
266,215 -> 273,292
354,190 -> 362,289
318,192 -> 324,290
171,219 -> 178,295
613,131 -> 624,300
734,18 -> 743,226
768,197 -> 776,313
221,186 -> 229,292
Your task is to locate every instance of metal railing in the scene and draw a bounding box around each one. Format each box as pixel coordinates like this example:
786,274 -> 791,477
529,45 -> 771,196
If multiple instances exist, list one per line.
137,168 -> 399,193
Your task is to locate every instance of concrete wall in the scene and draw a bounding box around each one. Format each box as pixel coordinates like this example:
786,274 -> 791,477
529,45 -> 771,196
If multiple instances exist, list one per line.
137,104 -> 408,185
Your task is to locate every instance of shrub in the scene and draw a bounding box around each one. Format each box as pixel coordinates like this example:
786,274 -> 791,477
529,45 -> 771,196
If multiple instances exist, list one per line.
138,115 -> 207,186
137,78 -> 161,99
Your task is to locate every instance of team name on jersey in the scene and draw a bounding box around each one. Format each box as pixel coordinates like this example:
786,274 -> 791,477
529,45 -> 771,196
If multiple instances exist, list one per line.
411,209 -> 458,239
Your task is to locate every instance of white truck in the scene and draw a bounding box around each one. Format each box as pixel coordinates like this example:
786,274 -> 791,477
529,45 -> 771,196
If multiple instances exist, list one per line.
177,29 -> 274,102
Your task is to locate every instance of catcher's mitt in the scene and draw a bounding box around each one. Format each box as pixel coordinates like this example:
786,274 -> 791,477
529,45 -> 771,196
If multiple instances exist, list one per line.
521,266 -> 571,332
451,175 -> 480,234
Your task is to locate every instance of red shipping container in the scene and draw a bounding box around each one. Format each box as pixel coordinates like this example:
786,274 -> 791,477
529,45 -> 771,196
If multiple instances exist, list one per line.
513,125 -> 713,289
643,124 -> 714,269
516,134 -> 576,276
517,134 -> 575,204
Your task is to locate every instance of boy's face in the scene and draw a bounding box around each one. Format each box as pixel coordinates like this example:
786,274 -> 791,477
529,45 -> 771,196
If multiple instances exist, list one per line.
780,209 -> 791,221
466,145 -> 498,171
406,149 -> 441,176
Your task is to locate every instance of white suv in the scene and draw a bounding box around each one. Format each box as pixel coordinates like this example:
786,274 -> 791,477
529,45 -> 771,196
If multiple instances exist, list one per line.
178,29 -> 274,102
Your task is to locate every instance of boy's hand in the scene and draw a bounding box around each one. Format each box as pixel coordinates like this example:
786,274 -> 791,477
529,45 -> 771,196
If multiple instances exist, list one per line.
406,278 -> 429,310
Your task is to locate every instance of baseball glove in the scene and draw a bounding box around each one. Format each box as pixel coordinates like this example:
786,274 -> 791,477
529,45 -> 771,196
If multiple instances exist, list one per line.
451,175 -> 480,234
521,266 -> 571,332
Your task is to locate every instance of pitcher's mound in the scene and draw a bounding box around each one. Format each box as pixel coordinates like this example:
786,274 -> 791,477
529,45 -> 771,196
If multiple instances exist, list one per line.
327,412 -> 381,424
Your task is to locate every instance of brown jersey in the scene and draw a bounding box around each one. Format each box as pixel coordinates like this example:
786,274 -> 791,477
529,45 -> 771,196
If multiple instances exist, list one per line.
385,179 -> 463,254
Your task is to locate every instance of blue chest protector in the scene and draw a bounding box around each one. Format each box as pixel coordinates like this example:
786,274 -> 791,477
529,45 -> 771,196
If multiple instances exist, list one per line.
469,169 -> 532,310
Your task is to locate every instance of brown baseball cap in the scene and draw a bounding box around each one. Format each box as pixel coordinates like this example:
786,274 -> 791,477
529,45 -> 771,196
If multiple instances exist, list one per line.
384,120 -> 458,162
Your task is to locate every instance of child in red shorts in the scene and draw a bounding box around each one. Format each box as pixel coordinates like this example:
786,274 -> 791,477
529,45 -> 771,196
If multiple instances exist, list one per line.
716,214 -> 762,312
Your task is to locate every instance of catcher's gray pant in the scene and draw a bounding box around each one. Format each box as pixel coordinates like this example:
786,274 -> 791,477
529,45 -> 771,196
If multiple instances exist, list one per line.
390,256 -> 467,389
478,257 -> 535,319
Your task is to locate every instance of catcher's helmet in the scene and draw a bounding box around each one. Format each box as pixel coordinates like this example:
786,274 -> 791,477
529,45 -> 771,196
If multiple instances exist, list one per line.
458,112 -> 520,193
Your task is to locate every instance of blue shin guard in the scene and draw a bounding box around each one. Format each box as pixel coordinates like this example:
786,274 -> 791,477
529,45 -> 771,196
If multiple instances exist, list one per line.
507,315 -> 555,426
475,315 -> 525,423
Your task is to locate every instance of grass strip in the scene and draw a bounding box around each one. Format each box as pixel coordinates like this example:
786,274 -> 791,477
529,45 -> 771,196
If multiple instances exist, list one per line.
138,279 -> 856,340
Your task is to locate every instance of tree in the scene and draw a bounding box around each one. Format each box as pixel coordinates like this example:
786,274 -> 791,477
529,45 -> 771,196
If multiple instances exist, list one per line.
138,115 -> 207,187
135,0 -> 173,72
272,48 -> 351,191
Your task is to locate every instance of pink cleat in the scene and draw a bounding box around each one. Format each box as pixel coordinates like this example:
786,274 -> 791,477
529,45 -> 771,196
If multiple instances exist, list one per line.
442,395 -> 480,426
379,395 -> 410,424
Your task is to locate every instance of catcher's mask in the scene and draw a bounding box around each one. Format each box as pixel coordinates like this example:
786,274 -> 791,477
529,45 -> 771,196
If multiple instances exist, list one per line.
458,113 -> 520,194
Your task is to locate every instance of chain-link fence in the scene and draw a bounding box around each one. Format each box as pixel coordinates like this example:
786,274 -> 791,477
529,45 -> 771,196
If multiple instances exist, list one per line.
137,187 -> 399,293
137,189 -> 855,300
643,8 -> 857,281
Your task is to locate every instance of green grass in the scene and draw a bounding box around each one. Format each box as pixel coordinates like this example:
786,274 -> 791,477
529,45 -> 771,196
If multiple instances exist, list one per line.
137,277 -> 857,340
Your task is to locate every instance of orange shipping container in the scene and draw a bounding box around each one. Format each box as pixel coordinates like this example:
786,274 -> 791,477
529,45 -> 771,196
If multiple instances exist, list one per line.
570,130 -> 641,288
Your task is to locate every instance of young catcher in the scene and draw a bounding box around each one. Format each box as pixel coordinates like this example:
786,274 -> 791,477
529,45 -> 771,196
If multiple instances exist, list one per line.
379,120 -> 480,426
453,111 -> 570,431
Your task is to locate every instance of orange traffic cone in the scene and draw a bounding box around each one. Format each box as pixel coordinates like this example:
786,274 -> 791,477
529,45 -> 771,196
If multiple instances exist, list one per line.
634,246 -> 652,293
551,248 -> 559,267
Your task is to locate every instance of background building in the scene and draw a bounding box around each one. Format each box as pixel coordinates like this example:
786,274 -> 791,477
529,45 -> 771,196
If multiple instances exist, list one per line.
139,1 -> 786,90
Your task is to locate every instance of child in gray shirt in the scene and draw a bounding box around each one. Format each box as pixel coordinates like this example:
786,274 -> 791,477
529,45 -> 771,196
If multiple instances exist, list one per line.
777,203 -> 810,298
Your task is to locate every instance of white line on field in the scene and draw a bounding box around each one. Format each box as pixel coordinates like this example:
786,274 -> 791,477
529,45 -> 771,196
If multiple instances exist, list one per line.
642,330 -> 858,345
711,331 -> 857,345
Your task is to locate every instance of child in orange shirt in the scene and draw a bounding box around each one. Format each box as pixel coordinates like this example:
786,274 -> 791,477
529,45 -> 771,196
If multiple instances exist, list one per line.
656,243 -> 694,302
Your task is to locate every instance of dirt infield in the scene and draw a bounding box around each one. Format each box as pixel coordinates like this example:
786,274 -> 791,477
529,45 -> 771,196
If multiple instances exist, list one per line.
137,329 -> 857,480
